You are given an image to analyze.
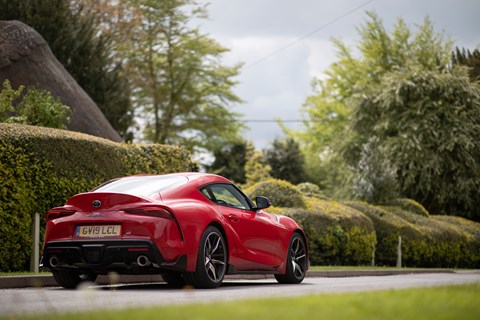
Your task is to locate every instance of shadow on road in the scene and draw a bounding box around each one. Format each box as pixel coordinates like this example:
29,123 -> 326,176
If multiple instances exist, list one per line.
95,280 -> 309,291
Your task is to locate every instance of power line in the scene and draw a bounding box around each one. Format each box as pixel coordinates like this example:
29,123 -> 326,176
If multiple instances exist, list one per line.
240,119 -> 305,123
244,0 -> 376,70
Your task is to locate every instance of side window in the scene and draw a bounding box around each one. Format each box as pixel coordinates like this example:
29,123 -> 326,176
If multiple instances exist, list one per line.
201,184 -> 251,210
201,188 -> 213,200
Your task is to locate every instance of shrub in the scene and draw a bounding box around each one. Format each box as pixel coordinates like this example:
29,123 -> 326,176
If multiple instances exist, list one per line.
271,198 -> 377,265
296,182 -> 326,199
0,123 -> 197,272
244,179 -> 307,208
1,80 -> 70,129
387,198 -> 429,217
347,201 -> 480,267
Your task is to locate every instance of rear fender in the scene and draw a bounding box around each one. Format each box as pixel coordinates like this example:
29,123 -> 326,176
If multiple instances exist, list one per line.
170,202 -> 221,272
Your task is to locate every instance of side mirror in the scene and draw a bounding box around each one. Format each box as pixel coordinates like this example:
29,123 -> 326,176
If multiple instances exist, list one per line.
254,196 -> 271,210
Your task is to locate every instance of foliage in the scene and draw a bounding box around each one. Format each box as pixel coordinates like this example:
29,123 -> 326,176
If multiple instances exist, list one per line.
244,179 -> 306,209
347,201 -> 480,267
0,0 -> 133,139
387,199 -> 429,218
0,79 -> 22,119
270,198 -> 376,265
296,182 -> 323,198
452,47 -> 480,82
123,0 -> 244,152
291,12 -> 480,219
0,123 -> 196,272
295,13 -> 452,152
244,143 -> 271,187
350,136 -> 399,204
349,66 -> 480,219
0,80 -> 70,129
264,138 -> 307,185
207,139 -> 248,184
1,80 -> 71,129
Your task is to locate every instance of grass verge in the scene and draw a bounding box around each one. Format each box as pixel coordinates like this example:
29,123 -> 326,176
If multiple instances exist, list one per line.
6,283 -> 480,320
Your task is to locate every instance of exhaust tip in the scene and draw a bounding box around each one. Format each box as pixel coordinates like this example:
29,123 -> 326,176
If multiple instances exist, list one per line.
137,255 -> 151,267
49,256 -> 59,268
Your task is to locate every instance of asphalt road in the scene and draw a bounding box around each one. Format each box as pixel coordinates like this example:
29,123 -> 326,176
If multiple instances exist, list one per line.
1,272 -> 479,317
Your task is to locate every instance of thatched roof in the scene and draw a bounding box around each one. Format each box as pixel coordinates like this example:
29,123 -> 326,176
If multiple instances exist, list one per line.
0,20 -> 121,142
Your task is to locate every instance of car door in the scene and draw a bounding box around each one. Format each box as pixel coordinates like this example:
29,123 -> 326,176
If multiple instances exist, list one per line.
201,183 -> 280,270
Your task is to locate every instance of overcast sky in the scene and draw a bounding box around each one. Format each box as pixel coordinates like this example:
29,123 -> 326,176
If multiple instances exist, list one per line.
195,0 -> 479,149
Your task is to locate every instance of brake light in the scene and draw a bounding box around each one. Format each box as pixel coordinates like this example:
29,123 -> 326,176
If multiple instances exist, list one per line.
124,207 -> 174,220
46,209 -> 76,221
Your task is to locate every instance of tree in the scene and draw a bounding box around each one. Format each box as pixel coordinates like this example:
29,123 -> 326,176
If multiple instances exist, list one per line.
293,12 -> 454,199
452,47 -> 480,82
207,139 -> 248,184
0,0 -> 133,139
264,138 -> 307,185
124,0 -> 244,152
350,66 -> 480,219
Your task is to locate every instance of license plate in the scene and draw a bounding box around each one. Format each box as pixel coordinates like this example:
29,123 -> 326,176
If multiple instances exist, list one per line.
76,225 -> 121,238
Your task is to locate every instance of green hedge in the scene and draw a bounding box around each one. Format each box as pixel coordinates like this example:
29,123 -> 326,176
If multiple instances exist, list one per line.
270,198 -> 377,266
347,201 -> 480,268
0,123 -> 197,272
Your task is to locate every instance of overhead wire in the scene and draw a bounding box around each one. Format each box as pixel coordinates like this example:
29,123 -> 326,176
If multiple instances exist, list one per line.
243,0 -> 376,70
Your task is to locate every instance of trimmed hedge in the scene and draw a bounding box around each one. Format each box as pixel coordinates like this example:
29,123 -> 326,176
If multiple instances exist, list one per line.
0,123 -> 197,272
347,201 -> 480,268
270,198 -> 377,266
387,198 -> 429,217
296,182 -> 327,199
244,179 -> 307,208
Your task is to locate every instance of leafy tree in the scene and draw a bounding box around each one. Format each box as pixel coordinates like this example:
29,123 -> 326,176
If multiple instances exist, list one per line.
124,0 -> 244,152
0,0 -> 133,139
350,66 -> 480,219
452,47 -> 480,82
1,80 -> 70,129
207,139 -> 248,184
264,138 -> 307,185
293,12 -> 454,199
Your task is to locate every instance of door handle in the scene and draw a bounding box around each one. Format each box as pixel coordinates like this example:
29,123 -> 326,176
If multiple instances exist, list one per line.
228,214 -> 240,223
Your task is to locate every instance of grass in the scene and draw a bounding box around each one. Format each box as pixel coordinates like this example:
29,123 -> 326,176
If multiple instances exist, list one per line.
0,271 -> 50,277
5,283 -> 480,320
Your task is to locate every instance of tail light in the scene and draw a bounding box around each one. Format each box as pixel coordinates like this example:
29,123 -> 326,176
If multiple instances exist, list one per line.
124,206 -> 174,220
46,209 -> 76,221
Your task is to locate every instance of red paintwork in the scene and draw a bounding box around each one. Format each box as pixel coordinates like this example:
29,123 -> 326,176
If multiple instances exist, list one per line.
42,172 -> 307,275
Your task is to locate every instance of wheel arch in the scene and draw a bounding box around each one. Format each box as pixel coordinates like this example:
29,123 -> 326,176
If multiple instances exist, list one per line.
207,221 -> 230,263
296,228 -> 309,267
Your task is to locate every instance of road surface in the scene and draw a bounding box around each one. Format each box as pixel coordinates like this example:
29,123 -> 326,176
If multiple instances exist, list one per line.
1,272 -> 479,317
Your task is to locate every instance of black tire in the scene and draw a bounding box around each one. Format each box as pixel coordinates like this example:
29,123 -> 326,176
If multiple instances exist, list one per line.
275,232 -> 307,284
162,272 -> 185,288
184,226 -> 227,288
52,269 -> 97,289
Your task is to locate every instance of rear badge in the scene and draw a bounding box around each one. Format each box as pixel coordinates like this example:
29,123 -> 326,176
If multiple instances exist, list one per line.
92,200 -> 102,208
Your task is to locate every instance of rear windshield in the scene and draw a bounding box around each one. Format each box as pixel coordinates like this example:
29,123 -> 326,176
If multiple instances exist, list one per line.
92,175 -> 188,196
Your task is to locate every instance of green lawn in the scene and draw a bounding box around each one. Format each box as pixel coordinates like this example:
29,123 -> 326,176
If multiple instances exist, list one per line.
7,283 -> 480,320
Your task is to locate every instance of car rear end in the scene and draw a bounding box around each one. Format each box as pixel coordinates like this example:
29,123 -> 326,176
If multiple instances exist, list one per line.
41,187 -> 187,277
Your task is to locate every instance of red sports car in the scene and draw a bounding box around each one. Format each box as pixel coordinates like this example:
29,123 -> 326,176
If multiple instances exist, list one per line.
41,173 -> 308,288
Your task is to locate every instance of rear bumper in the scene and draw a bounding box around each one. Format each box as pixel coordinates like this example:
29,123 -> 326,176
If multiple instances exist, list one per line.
41,240 -> 187,274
